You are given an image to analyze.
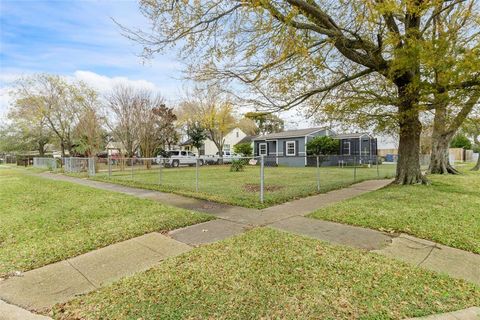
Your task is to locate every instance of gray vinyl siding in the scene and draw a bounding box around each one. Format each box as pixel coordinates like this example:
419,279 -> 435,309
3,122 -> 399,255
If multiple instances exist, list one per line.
254,129 -> 329,167
251,129 -> 381,167
339,136 -> 378,156
278,156 -> 305,166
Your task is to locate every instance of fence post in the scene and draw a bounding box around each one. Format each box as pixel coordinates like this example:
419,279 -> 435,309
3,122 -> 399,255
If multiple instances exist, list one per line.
376,155 -> 380,178
353,155 -> 357,182
108,155 -> 112,178
260,155 -> 265,204
159,158 -> 162,185
316,156 -> 320,192
196,158 -> 199,192
88,157 -> 95,177
131,158 -> 134,181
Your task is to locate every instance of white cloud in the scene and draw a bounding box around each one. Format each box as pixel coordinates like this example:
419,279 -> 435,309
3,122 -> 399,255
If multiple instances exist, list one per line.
0,86 -> 14,121
72,70 -> 159,94
0,70 -> 187,120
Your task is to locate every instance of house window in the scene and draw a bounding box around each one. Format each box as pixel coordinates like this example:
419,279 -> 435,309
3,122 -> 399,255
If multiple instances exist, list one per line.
223,144 -> 230,152
259,143 -> 267,156
343,141 -> 351,155
236,131 -> 239,138
286,141 -> 296,156
362,139 -> 369,155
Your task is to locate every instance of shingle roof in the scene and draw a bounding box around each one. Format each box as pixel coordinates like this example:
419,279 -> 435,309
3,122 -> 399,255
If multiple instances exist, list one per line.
237,135 -> 257,144
179,139 -> 193,146
253,127 -> 327,140
333,133 -> 372,139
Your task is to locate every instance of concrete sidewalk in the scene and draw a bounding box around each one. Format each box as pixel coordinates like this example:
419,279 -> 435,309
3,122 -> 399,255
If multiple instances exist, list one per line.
38,172 -> 391,226
0,300 -> 51,320
3,173 -> 477,319
36,173 -> 480,285
0,233 -> 191,311
405,307 -> 480,320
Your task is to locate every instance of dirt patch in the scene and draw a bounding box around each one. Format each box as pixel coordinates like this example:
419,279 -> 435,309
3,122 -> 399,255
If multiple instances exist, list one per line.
243,184 -> 284,193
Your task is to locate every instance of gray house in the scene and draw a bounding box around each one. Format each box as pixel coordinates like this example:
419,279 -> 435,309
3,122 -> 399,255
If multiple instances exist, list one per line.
253,128 -> 377,166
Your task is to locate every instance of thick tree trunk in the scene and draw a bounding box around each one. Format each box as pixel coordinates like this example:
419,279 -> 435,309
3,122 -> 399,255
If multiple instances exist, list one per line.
394,84 -> 426,185
38,142 -> 46,157
428,133 -> 459,174
60,143 -> 66,158
396,116 -> 425,184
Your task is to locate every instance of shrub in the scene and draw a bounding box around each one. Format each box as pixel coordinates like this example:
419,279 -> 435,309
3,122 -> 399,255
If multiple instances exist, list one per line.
233,143 -> 253,156
230,159 -> 245,172
450,134 -> 472,149
306,136 -> 340,155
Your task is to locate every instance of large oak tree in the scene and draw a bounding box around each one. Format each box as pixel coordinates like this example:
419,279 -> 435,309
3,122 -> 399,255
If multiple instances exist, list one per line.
122,0 -> 479,184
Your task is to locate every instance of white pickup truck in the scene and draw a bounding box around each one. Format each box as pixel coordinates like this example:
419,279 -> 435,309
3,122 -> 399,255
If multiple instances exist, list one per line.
157,150 -> 204,167
201,151 -> 241,165
157,150 -> 242,167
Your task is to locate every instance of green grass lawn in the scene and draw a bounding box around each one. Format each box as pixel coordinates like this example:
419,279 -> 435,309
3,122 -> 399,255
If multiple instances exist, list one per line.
90,163 -> 396,208
310,168 -> 480,253
0,167 -> 213,277
53,228 -> 479,320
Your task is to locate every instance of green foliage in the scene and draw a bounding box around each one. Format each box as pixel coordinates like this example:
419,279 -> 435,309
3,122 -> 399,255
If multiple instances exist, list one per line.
122,1 -> 480,184
230,159 -> 245,172
450,134 -> 472,149
306,136 -> 339,155
245,112 -> 284,135
186,123 -> 207,150
233,143 -> 252,156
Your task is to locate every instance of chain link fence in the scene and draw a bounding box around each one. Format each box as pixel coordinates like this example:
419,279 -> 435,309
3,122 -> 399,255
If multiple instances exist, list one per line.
31,154 -> 397,206
85,154 -> 396,207
33,157 -> 96,176
33,157 -> 58,170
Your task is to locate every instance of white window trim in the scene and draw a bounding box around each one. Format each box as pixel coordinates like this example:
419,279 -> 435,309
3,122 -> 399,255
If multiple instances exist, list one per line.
286,141 -> 296,156
259,143 -> 267,156
344,141 -> 351,155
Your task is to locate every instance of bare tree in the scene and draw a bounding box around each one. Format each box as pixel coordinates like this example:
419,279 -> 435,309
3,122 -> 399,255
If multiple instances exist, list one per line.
11,74 -> 96,157
105,85 -> 141,157
135,91 -> 171,160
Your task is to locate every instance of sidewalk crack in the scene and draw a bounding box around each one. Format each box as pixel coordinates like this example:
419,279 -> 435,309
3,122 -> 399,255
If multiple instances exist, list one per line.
417,245 -> 437,267
66,260 -> 98,289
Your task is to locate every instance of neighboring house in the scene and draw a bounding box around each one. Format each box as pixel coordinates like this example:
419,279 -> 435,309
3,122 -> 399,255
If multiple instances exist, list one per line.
335,132 -> 378,159
105,141 -> 127,156
180,127 -> 247,156
236,135 -> 256,148
253,128 -> 377,166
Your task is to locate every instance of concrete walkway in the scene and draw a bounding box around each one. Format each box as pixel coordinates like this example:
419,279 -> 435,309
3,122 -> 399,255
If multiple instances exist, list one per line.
406,307 -> 480,320
1,173 -> 478,319
32,174 -> 480,286
0,233 -> 191,311
0,300 -> 51,320
36,172 -> 390,226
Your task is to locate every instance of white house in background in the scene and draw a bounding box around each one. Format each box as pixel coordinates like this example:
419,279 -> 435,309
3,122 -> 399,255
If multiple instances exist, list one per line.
180,127 -> 247,156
